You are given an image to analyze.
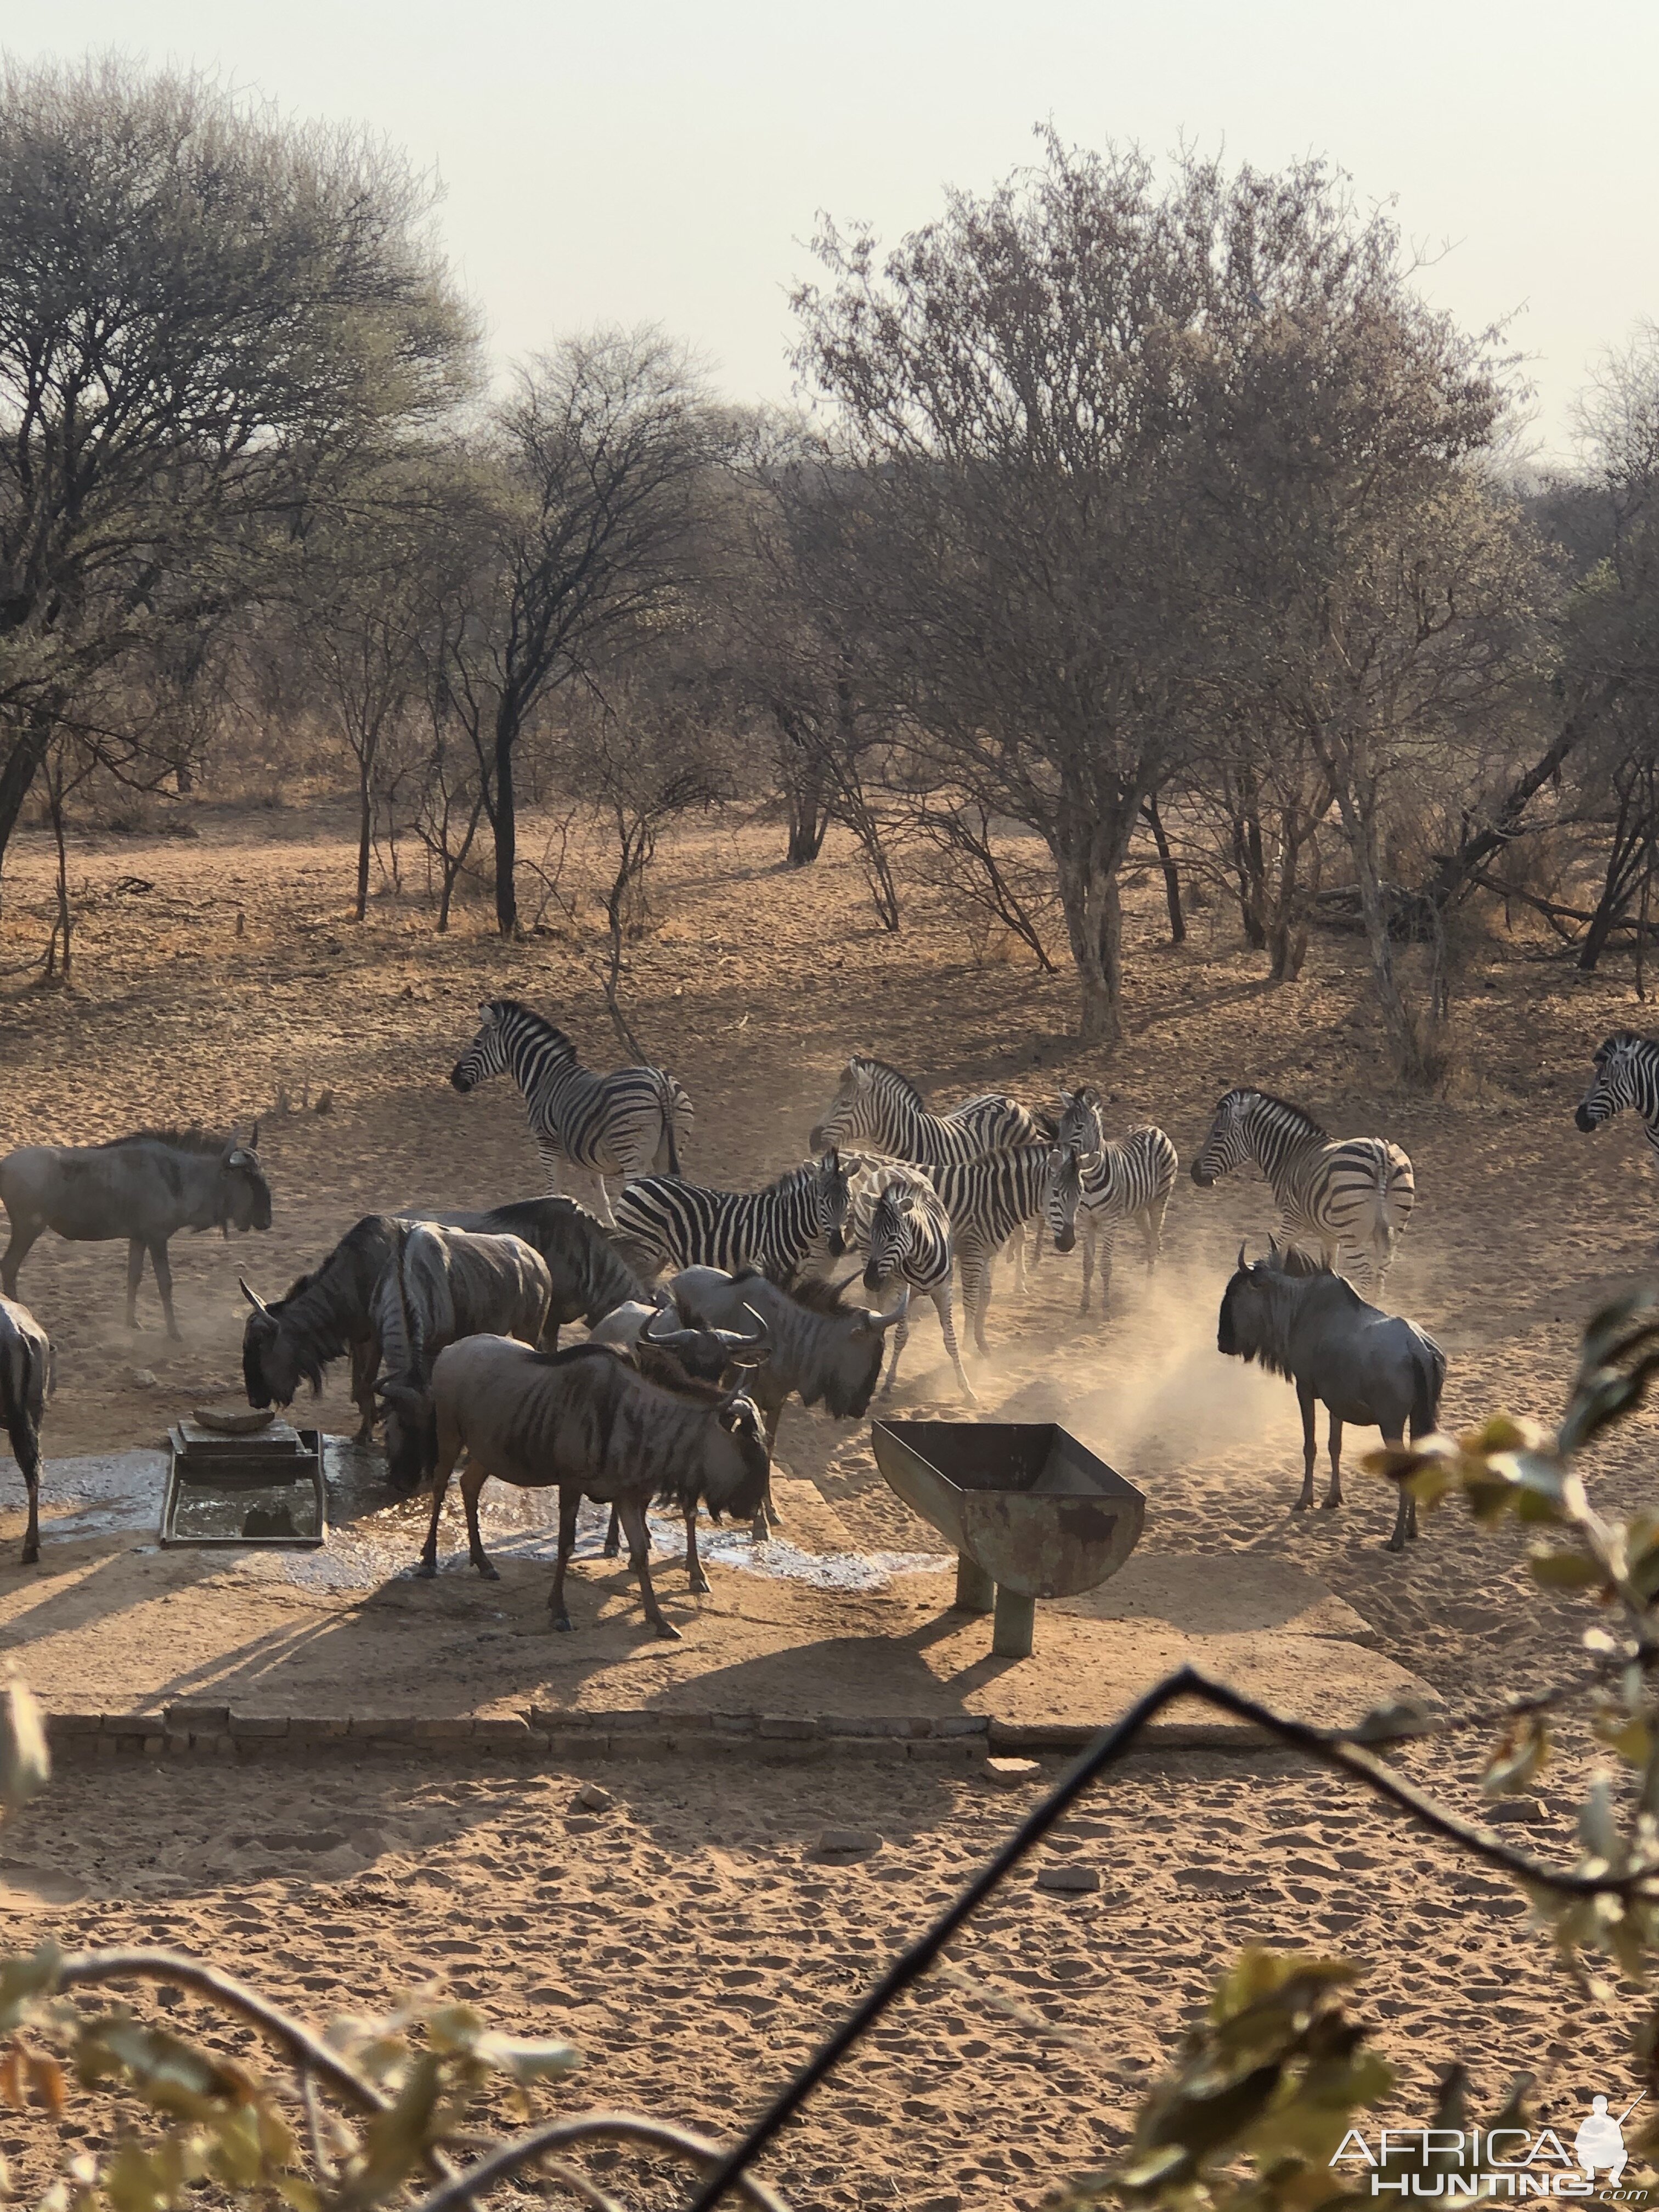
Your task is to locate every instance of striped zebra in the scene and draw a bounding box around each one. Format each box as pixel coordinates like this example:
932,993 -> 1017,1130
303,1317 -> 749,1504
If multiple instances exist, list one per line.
1044,1125 -> 1178,1318
450,1000 -> 693,1225
1576,1032 -> 1659,1158
810,1056 -> 1052,1289
860,1175 -> 975,1403
611,1157 -> 851,1280
921,1146 -> 1051,1355
1190,1088 -> 1414,1296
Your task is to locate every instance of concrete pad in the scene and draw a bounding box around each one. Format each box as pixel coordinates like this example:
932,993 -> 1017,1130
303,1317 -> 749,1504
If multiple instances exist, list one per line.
1059,1552 -> 1373,1642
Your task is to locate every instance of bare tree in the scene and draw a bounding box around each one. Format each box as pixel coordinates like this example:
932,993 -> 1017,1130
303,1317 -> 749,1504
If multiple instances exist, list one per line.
452,330 -> 729,937
793,135 -> 1204,1045
0,56 -> 476,868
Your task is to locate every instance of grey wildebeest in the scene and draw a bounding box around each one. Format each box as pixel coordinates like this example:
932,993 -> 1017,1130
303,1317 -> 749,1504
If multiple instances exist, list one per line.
241,1214 -> 399,1444
375,1224 -> 552,1494
1,1127 -> 271,1340
399,1198 -> 647,1347
0,1295 -> 53,1565
1216,1243 -> 1446,1553
665,1266 -> 907,1537
410,1334 -> 769,1639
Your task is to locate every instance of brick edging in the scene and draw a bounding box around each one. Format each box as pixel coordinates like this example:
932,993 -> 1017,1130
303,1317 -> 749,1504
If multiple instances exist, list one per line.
42,1704 -> 1276,1764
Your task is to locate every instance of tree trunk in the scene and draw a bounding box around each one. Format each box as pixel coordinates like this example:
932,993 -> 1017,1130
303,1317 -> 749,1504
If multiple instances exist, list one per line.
354,760 -> 373,923
783,749 -> 829,866
1141,795 -> 1186,947
0,704 -> 58,875
1056,848 -> 1122,1047
493,704 -> 518,936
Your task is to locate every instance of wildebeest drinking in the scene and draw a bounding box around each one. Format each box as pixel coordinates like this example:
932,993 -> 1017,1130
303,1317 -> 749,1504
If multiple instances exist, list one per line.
241,1214 -> 400,1444
1,1127 -> 271,1340
1216,1242 -> 1445,1552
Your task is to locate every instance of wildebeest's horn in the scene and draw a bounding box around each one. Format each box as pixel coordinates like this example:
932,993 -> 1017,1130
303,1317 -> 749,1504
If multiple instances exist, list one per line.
249,1119 -> 261,1151
878,1288 -> 912,1330
239,1277 -> 271,1316
739,1303 -> 768,1344
1237,1242 -> 1249,1271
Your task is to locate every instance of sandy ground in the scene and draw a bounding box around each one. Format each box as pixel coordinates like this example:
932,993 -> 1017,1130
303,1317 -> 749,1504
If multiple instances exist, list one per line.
0,799 -> 1654,2207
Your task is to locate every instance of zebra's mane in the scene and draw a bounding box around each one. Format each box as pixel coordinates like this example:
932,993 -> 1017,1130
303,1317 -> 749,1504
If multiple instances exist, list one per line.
1233,1088 -> 1329,1142
1602,1030 -> 1656,1054
100,1126 -> 236,1155
488,997 -> 574,1048
851,1055 -> 925,1107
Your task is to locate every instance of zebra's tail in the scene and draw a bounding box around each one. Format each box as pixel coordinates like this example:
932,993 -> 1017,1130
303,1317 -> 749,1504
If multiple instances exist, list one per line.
657,1072 -> 691,1178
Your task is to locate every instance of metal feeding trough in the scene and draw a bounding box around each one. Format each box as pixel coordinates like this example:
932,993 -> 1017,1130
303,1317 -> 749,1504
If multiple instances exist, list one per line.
161,1409 -> 326,1549
871,1420 -> 1144,1658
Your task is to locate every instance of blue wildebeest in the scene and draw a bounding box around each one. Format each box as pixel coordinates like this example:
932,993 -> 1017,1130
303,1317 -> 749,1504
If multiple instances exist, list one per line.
0,1296 -> 53,1565
398,1198 -> 647,1348
585,1293 -> 770,1583
1216,1242 -> 1446,1552
1,1127 -> 272,1340
375,1224 -> 552,1494
408,1334 -> 770,1639
666,1265 -> 907,1537
241,1214 -> 398,1444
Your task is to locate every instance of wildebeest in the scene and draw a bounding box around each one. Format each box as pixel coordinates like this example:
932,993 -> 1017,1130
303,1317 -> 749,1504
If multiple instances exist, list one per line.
1,1127 -> 272,1340
410,1334 -> 770,1639
1216,1242 -> 1445,1552
665,1265 -> 907,1537
241,1214 -> 399,1444
375,1225 -> 553,1494
0,1296 -> 53,1565
400,1198 -> 647,1347
585,1292 -> 770,1584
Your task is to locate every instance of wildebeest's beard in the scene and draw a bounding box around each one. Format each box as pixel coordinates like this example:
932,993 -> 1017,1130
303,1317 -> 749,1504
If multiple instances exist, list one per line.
380,1379 -> 437,1496
225,1170 -> 273,1234
1217,1271 -> 1254,1358
824,1334 -> 884,1420
241,1322 -> 276,1409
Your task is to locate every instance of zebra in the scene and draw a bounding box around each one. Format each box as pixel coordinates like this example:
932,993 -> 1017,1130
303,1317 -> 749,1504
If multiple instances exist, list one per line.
919,1146 -> 1052,1356
1190,1088 -> 1414,1297
861,1176 -> 975,1403
611,1156 -> 851,1280
1576,1032 -> 1659,1158
449,1000 -> 693,1225
1043,1125 -> 1178,1317
809,1056 -> 1052,1289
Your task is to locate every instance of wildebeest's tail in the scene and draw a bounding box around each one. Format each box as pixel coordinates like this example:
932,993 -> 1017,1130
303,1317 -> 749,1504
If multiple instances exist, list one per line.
0,1328 -> 44,1476
656,1072 -> 692,1178
1411,1332 -> 1447,1440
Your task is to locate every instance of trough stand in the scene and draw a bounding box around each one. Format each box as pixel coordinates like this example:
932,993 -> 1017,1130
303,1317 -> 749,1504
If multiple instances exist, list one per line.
871,1420 -> 1145,1661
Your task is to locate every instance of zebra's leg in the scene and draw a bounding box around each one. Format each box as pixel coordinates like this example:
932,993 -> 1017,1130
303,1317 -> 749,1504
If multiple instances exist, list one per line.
1098,1228 -> 1117,1316
1007,1223 -> 1027,1297
535,1143 -> 565,1200
1295,1381 -> 1318,1509
151,1240 -> 182,1341
549,1487 -> 581,1629
589,1173 -> 618,1228
933,1286 -> 978,1403
459,1461 -> 499,1579
1079,1223 -> 1095,1317
1324,1412 -> 1344,1509
963,1243 -> 994,1356
685,1502 -> 710,1595
878,1301 -> 911,1397
619,1494 -> 680,1639
603,1504 -> 622,1559
1142,1195 -> 1168,1272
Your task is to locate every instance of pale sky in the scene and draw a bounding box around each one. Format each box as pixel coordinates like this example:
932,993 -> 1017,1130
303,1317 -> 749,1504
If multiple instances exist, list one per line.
13,1 -> 1658,464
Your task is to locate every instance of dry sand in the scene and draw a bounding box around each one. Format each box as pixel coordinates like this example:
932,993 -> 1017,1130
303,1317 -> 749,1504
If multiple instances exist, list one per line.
0,799 -> 1652,2208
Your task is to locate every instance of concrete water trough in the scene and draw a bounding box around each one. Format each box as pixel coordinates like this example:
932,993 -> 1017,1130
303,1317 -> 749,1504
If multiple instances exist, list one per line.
871,1420 -> 1145,1658
161,1410 -> 327,1549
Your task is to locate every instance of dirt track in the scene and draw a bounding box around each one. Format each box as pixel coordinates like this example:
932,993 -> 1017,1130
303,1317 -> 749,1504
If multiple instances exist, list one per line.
0,799 -> 1655,2209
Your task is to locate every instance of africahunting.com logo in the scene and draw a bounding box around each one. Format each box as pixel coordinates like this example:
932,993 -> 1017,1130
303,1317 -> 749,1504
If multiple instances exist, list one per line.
1332,2097 -> 1647,2197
